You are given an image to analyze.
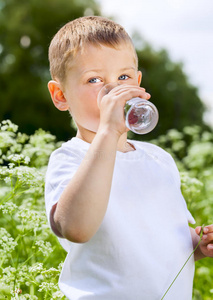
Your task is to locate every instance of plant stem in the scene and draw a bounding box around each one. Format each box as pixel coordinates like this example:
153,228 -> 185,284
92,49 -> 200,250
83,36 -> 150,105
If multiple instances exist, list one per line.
161,225 -> 205,300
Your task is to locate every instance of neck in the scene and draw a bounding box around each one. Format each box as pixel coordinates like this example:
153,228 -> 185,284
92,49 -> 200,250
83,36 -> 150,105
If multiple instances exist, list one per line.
76,126 -> 96,144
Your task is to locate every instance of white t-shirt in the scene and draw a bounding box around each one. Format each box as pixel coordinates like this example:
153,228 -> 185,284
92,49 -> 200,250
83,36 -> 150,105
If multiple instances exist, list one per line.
45,137 -> 195,300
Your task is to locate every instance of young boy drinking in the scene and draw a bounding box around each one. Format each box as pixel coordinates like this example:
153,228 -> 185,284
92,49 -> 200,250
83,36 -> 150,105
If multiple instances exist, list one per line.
45,16 -> 213,300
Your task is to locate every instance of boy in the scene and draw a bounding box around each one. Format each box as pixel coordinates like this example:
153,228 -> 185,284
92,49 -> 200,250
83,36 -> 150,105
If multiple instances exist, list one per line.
45,16 -> 213,300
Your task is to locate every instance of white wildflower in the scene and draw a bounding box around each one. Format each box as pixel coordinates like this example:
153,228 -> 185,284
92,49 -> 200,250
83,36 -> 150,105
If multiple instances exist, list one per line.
41,267 -> 59,279
29,263 -> 44,274
52,290 -> 65,299
24,156 -> 30,164
9,163 -> 15,169
0,228 -> 17,254
0,131 -> 16,149
38,282 -> 55,292
0,120 -> 18,133
180,172 -> 203,204
7,154 -> 25,164
4,176 -> 11,184
35,240 -> 53,257
16,132 -> 29,144
0,202 -> 17,214
167,129 -> 184,141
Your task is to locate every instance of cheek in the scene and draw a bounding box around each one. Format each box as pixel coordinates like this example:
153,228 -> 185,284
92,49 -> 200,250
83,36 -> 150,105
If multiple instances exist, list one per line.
77,91 -> 100,126
82,88 -> 100,114
86,99 -> 100,120
69,87 -> 101,131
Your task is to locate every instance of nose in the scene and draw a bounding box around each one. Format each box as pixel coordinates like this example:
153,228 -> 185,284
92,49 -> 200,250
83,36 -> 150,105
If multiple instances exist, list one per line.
102,82 -> 119,94
97,82 -> 120,107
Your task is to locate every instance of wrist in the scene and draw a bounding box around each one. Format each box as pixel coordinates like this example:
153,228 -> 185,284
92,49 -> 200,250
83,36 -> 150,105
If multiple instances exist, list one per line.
97,125 -> 122,142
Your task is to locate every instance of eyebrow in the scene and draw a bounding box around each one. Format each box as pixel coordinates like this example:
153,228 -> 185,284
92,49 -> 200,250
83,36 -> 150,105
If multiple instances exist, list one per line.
119,67 -> 136,72
82,69 -> 102,75
82,66 -> 136,75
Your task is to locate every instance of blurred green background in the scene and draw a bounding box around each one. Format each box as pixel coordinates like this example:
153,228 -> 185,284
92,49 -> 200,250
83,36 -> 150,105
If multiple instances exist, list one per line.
0,0 -> 209,142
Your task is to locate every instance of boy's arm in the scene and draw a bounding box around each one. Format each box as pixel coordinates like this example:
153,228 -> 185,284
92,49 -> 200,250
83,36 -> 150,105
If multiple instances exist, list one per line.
190,225 -> 213,261
51,128 -> 119,242
50,85 -> 150,243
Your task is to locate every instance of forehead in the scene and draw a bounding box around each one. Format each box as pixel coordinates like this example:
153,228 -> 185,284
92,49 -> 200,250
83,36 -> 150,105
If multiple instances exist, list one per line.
67,42 -> 137,73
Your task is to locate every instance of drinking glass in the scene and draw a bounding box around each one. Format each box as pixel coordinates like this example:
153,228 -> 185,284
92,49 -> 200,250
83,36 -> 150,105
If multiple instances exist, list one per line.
98,83 -> 159,134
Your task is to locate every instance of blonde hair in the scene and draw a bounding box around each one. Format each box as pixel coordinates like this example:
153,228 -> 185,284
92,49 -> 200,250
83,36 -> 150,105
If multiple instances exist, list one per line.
48,16 -> 138,83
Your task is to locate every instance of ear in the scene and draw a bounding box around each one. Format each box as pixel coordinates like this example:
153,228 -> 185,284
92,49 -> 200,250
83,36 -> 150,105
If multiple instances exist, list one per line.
48,80 -> 69,111
137,71 -> 142,86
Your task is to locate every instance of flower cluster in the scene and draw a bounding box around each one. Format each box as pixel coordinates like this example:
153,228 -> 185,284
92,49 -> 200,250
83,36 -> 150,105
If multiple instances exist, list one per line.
0,120 -> 67,299
0,228 -> 17,254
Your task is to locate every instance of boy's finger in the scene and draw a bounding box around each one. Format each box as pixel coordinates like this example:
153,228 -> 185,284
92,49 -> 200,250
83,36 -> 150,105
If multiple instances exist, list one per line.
195,226 -> 202,235
203,225 -> 213,234
207,243 -> 213,251
202,232 -> 213,244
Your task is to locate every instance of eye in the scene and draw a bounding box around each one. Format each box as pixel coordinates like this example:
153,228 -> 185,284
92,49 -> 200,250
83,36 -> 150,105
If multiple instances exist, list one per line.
88,77 -> 101,83
118,74 -> 129,80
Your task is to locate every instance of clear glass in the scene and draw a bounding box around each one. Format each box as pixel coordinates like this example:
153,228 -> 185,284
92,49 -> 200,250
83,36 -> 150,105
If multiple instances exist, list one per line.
125,97 -> 159,134
97,83 -> 159,135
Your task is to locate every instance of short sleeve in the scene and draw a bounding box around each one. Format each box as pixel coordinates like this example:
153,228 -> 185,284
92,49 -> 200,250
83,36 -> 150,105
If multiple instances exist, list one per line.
186,209 -> 196,224
45,144 -> 84,226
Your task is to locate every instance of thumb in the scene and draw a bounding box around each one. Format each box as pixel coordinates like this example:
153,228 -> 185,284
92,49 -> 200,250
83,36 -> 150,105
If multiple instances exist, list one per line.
195,226 -> 202,236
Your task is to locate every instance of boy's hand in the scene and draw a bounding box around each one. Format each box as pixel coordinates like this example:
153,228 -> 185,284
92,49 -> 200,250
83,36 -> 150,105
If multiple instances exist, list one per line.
98,84 -> 151,137
195,225 -> 213,258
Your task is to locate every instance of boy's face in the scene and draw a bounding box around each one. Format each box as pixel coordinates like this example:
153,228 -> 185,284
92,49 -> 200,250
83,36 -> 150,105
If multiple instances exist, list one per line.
50,43 -> 142,135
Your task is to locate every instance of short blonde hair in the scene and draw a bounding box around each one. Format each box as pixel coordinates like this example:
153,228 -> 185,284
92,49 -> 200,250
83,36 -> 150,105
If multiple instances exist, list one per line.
48,16 -> 138,83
